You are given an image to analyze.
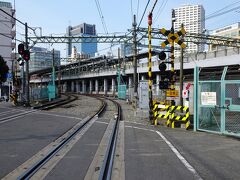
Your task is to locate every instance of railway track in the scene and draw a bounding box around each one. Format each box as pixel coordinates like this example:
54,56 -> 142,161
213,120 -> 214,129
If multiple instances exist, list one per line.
98,97 -> 122,180
3,95 -> 122,180
0,94 -> 77,124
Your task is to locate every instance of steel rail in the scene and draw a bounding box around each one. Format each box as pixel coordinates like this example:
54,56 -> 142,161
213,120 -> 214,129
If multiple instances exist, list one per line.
98,97 -> 122,180
17,95 -> 106,180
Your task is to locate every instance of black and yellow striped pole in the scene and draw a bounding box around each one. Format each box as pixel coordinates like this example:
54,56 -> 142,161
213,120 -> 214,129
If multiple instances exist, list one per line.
148,13 -> 154,125
170,10 -> 176,106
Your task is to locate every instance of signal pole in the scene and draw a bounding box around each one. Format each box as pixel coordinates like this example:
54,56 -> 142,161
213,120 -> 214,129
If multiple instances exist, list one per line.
25,22 -> 30,106
148,13 -> 154,124
170,9 -> 176,106
180,24 -> 184,107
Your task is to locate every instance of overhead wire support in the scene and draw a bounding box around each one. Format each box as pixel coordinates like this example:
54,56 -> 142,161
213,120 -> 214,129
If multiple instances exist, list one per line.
137,27 -> 240,48
27,34 -> 133,44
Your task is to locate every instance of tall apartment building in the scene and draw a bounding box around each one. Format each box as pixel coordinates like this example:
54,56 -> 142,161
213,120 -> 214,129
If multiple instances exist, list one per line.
210,22 -> 240,51
29,47 -> 60,72
66,23 -> 97,58
174,4 -> 205,56
0,1 -> 16,70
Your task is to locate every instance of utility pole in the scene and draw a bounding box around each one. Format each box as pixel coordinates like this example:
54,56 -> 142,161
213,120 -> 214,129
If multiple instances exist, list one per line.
132,15 -> 138,99
21,63 -> 25,102
25,22 -> 30,106
180,23 -> 184,107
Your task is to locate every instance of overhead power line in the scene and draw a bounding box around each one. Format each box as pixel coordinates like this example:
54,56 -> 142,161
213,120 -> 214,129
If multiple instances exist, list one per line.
130,0 -> 133,18
94,0 -> 108,34
138,0 -> 150,28
0,8 -> 35,31
153,0 -> 168,25
137,0 -> 140,22
207,0 -> 240,17
150,0 -> 159,14
0,32 -> 22,43
175,2 -> 240,30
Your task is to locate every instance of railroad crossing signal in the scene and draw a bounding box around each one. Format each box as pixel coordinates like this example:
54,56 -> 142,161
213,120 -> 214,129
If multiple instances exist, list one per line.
160,27 -> 186,48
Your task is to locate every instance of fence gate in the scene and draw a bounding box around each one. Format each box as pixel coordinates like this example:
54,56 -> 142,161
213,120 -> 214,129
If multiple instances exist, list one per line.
117,67 -> 126,100
194,66 -> 240,137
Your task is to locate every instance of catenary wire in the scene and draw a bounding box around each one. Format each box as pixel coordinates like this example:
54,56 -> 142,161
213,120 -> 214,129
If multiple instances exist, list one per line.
0,8 -> 35,32
153,0 -> 168,25
138,0 -> 151,28
0,32 -> 22,43
175,3 -> 240,30
137,0 -> 140,22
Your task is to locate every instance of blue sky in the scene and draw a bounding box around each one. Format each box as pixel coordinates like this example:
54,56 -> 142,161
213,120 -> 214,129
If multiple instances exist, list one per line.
3,0 -> 240,56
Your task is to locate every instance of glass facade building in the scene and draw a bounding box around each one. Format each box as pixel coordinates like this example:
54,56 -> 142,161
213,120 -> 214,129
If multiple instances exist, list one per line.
66,23 -> 97,57
29,47 -> 60,72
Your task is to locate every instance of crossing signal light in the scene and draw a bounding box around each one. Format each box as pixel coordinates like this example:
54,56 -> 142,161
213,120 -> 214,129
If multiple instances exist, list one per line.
159,81 -> 169,89
159,62 -> 167,72
23,50 -> 30,61
17,57 -> 24,66
159,51 -> 166,60
18,43 -> 25,55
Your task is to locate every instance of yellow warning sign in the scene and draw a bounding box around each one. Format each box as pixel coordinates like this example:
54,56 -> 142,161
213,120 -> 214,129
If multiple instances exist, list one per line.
160,27 -> 186,49
166,90 -> 179,97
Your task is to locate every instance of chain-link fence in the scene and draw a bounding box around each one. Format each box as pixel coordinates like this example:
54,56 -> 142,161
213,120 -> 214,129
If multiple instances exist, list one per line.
195,66 -> 240,137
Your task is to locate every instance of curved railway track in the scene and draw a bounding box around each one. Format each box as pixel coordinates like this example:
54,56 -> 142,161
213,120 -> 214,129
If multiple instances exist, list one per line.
0,94 -> 77,124
4,94 -> 122,180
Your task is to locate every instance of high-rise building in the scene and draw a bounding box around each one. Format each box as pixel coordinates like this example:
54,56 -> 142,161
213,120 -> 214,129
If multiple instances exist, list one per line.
29,47 -> 60,72
210,22 -> 240,51
66,23 -> 97,58
0,1 -> 16,69
174,4 -> 205,56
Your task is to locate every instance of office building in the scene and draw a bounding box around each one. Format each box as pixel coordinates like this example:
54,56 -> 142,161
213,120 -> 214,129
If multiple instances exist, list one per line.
29,47 -> 60,72
210,22 -> 240,51
66,23 -> 97,58
174,4 -> 205,56
0,1 -> 16,69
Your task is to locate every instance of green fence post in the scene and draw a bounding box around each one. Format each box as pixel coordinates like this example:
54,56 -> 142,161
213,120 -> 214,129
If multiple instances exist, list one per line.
221,66 -> 228,133
194,66 -> 199,131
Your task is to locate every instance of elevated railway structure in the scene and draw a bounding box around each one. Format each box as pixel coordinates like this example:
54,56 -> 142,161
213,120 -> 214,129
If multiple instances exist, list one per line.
30,47 -> 240,110
23,28 -> 240,114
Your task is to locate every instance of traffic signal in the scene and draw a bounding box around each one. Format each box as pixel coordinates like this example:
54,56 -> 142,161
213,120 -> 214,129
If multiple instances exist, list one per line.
158,51 -> 171,90
17,57 -> 24,66
17,43 -> 30,61
159,62 -> 167,72
18,43 -> 25,55
23,50 -> 30,61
